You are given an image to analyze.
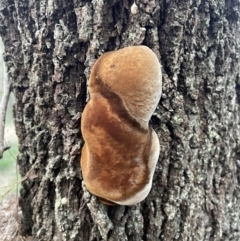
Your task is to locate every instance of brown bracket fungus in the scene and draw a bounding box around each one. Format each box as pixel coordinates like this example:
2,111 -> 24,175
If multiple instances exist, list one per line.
80,46 -> 162,205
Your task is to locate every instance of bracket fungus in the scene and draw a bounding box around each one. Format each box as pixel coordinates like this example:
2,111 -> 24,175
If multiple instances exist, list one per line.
81,46 -> 162,205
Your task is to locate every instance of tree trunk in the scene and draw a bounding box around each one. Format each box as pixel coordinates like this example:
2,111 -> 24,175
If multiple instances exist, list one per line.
0,0 -> 240,240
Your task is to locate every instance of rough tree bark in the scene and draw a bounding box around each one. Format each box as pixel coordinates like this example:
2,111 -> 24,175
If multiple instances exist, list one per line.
0,0 -> 240,240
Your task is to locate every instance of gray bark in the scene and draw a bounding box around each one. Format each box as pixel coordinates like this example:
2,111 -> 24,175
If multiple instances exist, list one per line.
0,0 -> 240,240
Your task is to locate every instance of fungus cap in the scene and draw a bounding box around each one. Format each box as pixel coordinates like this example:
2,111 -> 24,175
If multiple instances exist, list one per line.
81,45 -> 162,205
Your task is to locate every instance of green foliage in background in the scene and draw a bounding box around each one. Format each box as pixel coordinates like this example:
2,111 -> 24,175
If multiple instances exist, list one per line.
0,37 -> 19,196
0,144 -> 18,170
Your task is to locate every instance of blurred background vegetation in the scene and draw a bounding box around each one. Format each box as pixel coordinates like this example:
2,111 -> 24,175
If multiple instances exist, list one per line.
0,37 -> 19,196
